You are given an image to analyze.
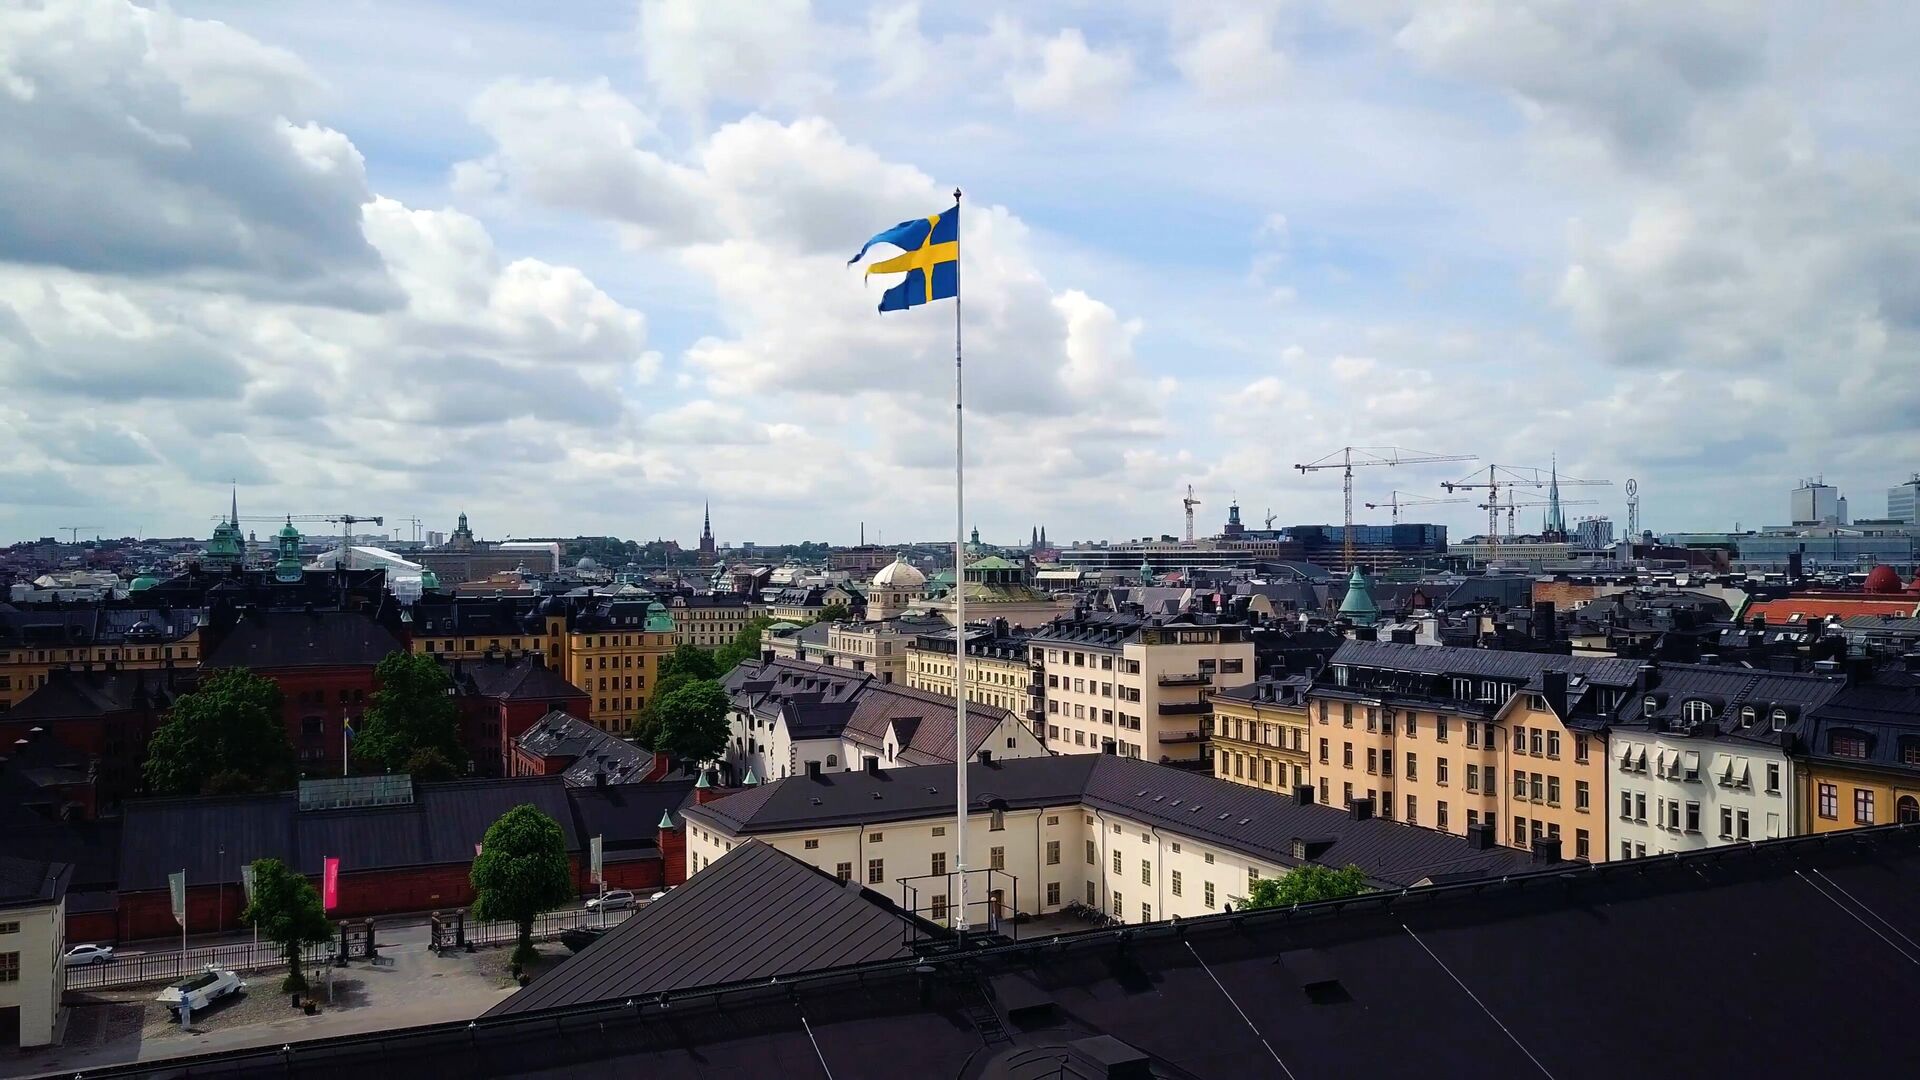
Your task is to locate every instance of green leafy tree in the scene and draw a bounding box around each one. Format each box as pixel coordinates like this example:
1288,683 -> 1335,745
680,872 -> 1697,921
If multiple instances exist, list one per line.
470,805 -> 576,967
633,669 -> 696,749
1242,864 -> 1370,909
143,668 -> 295,795
812,602 -> 851,624
240,858 -> 332,992
713,616 -> 774,673
655,679 -> 731,765
353,652 -> 465,774
403,746 -> 458,782
659,643 -> 719,682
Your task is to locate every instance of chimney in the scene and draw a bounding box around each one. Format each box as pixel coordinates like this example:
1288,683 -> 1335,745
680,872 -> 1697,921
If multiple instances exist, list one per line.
656,810 -> 687,887
1390,628 -> 1416,645
1464,822 -> 1495,850
1354,626 -> 1377,642
1293,783 -> 1314,806
1540,669 -> 1567,718
760,648 -> 775,665
594,769 -> 607,788
1101,738 -> 1118,755
1751,612 -> 1766,632
693,770 -> 719,804
1813,659 -> 1841,675
1348,796 -> 1374,822
1903,653 -> 1920,673
806,759 -> 823,781
864,756 -> 881,776
979,749 -> 993,766
1532,601 -> 1556,642
1530,835 -> 1561,863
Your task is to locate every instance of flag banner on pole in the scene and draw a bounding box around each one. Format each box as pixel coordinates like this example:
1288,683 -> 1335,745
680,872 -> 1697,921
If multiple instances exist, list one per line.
322,857 -> 340,912
849,204 -> 959,312
240,863 -> 256,907
590,835 -> 603,885
474,842 -> 483,856
169,870 -> 187,928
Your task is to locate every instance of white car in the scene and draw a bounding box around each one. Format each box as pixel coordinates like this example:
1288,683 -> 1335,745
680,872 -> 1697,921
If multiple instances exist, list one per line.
586,889 -> 635,911
155,966 -> 245,1015
63,944 -> 116,966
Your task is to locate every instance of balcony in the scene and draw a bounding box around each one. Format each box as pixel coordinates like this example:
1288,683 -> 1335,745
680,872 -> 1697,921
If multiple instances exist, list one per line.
1026,708 -> 1045,723
1158,730 -> 1205,744
1158,701 -> 1210,717
1158,672 -> 1212,687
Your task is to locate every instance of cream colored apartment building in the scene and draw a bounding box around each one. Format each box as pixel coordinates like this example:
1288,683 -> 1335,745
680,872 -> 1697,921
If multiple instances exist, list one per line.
904,622 -> 1034,723
1208,678 -> 1313,793
1030,613 -> 1254,764
679,756 -> 1542,928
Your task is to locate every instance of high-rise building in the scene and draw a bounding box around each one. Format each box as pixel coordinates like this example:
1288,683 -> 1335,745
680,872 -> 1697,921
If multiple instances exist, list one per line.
1791,480 -> 1847,525
1888,474 -> 1920,524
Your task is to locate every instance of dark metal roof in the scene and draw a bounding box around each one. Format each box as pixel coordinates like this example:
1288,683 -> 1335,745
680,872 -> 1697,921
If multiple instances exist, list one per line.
117,777 -> 579,890
83,823 -> 1920,1079
1330,639 -> 1644,686
446,654 -> 587,703
689,755 -> 1540,888
1,668 -> 189,720
203,610 -> 402,670
514,710 -> 657,786
485,840 -> 922,1015
567,780 -> 697,853
0,854 -> 71,909
1610,663 -> 1847,745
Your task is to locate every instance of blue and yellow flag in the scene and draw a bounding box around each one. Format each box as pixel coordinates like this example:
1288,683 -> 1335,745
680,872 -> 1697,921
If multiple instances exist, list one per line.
849,204 -> 958,312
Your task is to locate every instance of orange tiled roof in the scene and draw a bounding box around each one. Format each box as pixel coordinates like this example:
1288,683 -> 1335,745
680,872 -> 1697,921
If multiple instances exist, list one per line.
1747,597 -> 1920,622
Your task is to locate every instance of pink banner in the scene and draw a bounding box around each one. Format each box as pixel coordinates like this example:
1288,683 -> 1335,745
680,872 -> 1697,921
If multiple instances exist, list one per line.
322,856 -> 340,912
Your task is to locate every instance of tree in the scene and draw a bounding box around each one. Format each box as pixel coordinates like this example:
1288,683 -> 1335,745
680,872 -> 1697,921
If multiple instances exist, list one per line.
403,746 -> 458,782
240,858 -> 332,992
633,669 -> 697,750
658,643 -> 719,682
812,602 -> 851,624
353,652 -> 465,774
470,805 -> 575,967
1242,864 -> 1370,909
655,679 -> 731,765
713,616 -> 774,673
143,668 -> 295,795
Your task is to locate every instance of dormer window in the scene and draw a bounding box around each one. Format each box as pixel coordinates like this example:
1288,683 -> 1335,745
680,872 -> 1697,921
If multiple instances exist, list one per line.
1738,706 -> 1756,728
1830,732 -> 1869,760
1770,709 -> 1788,732
1644,695 -> 1658,715
1682,700 -> 1715,724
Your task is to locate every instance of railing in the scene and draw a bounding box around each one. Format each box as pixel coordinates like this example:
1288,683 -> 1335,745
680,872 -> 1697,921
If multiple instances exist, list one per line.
462,906 -> 616,948
1157,672 -> 1212,687
1157,701 -> 1210,716
1157,730 -> 1205,744
67,940 -> 337,991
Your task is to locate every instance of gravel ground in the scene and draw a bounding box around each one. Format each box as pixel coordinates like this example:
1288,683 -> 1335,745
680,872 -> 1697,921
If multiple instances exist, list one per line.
473,940 -> 570,988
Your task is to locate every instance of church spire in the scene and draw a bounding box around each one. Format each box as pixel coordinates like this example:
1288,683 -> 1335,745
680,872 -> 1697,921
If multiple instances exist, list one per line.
229,479 -> 238,526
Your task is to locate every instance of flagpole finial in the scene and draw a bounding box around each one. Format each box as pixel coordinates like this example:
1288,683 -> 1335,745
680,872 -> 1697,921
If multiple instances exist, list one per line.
954,187 -> 962,201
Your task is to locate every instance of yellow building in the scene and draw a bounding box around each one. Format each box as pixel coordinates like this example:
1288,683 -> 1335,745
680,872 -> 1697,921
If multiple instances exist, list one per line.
1207,679 -> 1312,793
1800,685 -> 1920,834
670,594 -> 754,649
904,622 -> 1035,721
0,608 -> 202,712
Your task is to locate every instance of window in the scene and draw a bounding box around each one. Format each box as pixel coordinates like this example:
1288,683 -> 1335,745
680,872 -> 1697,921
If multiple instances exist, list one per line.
869,832 -> 884,843
804,839 -> 819,850
1113,890 -> 1123,915
1575,829 -> 1590,860
1366,748 -> 1378,774
0,922 -> 15,935
1682,700 -> 1715,724
931,894 -> 949,921
990,809 -> 1005,832
1406,753 -> 1417,781
867,858 -> 885,884
1900,796 -> 1920,824
1204,881 -> 1216,907
1547,731 -> 1561,759
991,846 -> 1006,871
1204,852 -> 1215,865
1576,780 -> 1590,811
1046,840 -> 1061,865
931,852 -> 946,875
1720,806 -> 1734,838
1513,816 -> 1528,844
1141,860 -> 1152,886
1736,809 -> 1750,840
1832,733 -> 1869,759
1547,776 -> 1560,806
1319,738 -> 1329,764
1343,704 -> 1353,727
1436,758 -> 1449,786
1466,764 -> 1480,793
933,826 -> 946,837
1575,734 -> 1589,764
0,951 -> 16,984
1046,882 -> 1061,906
1621,841 -> 1633,861
1113,851 -> 1123,875
1249,867 -> 1261,888
1685,801 -> 1701,833
1819,783 -> 1839,818
1142,903 -> 1153,923
1172,870 -> 1183,896
1856,788 -> 1876,826
1514,769 -> 1527,800
1436,715 -> 1449,742
1766,763 -> 1781,794
1087,882 -> 1097,905
1531,730 -> 1544,756
1406,794 -> 1418,824
1466,722 -> 1479,749
836,862 -> 853,882
1436,801 -> 1449,831
1634,792 -> 1647,821
1086,840 -> 1097,865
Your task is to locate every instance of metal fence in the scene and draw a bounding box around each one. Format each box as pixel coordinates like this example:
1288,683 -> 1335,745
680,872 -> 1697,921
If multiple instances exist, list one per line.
463,906 -> 609,949
67,939 -> 336,991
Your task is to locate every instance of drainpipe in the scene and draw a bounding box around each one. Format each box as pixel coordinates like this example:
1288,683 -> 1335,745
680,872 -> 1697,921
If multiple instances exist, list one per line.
1150,824 -> 1165,917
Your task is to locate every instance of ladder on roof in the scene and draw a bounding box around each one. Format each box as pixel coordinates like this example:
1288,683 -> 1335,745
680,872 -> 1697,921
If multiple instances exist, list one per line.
959,977 -> 1011,1046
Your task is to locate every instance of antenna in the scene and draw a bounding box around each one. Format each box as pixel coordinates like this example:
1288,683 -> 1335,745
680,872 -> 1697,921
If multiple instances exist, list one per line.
1625,478 -> 1640,539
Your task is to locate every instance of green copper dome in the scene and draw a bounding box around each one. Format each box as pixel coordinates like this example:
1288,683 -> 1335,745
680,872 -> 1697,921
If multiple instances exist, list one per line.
1338,566 -> 1379,626
418,568 -> 440,591
129,573 -> 160,592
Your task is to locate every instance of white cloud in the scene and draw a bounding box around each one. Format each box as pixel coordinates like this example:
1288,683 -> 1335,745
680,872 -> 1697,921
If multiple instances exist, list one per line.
1170,1 -> 1290,101
1005,28 -> 1134,113
636,0 -> 827,120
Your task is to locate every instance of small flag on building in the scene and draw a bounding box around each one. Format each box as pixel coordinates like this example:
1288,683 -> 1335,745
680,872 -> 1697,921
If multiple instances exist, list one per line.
322,857 -> 340,912
474,842 -> 483,857
168,870 -> 187,929
240,863 -> 256,906
590,835 -> 603,886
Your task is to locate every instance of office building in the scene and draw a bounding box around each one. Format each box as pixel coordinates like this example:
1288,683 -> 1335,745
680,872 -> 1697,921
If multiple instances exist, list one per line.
1889,475 -> 1920,524
1791,479 -> 1848,525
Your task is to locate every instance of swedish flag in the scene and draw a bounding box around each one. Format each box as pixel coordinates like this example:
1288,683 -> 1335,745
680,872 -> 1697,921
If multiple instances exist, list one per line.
849,204 -> 958,312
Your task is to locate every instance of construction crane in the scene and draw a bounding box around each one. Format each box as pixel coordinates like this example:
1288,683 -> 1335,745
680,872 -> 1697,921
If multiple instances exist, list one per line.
58,526 -> 102,544
1445,463 -> 1611,556
1182,485 -> 1202,542
394,516 -> 424,542
1295,447 -> 1477,571
1477,497 -> 1598,538
213,513 -> 383,567
1263,509 -> 1276,530
1363,491 -> 1470,526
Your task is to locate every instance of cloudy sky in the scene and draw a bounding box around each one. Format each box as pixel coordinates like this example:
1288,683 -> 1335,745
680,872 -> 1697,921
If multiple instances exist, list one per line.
3,1 -> 1917,549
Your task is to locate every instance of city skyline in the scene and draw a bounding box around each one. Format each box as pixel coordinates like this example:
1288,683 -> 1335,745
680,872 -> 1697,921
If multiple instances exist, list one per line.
2,2 -> 1916,545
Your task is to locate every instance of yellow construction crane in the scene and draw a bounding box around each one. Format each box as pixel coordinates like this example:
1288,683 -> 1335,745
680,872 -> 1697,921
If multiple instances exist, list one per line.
1182,485 -> 1202,541
1295,447 -> 1477,570
1477,497 -> 1598,538
1362,491 -> 1470,526
215,513 -> 384,567
57,525 -> 102,544
1444,463 -> 1610,556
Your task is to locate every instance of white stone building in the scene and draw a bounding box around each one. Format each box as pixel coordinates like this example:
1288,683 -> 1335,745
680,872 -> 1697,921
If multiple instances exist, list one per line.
0,857 -> 69,1049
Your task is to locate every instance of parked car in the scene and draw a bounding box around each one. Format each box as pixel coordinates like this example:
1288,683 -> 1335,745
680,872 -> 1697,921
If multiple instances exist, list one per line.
155,966 -> 245,1015
585,889 -> 635,911
63,943 -> 116,966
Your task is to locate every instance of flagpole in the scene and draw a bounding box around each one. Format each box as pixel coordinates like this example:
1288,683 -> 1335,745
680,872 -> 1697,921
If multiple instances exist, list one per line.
951,187 -> 969,937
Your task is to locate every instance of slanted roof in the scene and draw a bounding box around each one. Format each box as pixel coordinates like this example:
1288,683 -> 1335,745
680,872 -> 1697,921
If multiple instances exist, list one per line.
203,609 -> 401,670
447,654 -> 587,702
566,780 -> 697,854
514,710 -> 657,785
1330,639 -> 1644,687
0,854 -> 71,909
485,840 -> 923,1015
689,756 -> 1540,889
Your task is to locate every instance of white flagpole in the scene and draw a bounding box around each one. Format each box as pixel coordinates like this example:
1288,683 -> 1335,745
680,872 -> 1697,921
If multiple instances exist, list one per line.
951,187 -> 969,936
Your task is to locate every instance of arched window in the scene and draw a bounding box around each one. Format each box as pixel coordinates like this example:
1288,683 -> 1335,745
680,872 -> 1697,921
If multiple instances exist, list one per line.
1682,700 -> 1715,724
1738,706 -> 1756,728
1900,796 -> 1919,825
826,754 -> 838,768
